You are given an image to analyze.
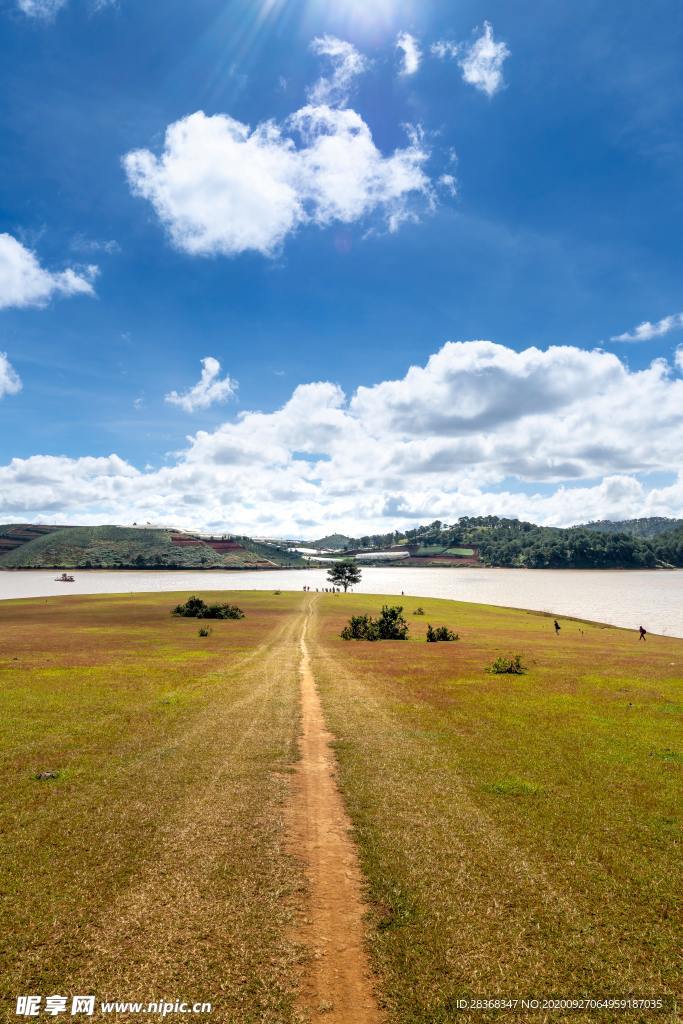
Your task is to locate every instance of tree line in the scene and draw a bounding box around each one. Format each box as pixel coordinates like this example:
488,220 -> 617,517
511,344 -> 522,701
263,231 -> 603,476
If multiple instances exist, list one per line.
336,516 -> 683,569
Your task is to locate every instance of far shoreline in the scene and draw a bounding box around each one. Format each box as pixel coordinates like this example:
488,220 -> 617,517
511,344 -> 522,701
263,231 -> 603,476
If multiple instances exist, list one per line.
0,564 -> 677,573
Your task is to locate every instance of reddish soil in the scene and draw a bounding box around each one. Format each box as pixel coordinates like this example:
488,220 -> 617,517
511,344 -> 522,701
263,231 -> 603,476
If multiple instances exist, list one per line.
287,600 -> 384,1024
0,524 -> 68,553
399,554 -> 481,566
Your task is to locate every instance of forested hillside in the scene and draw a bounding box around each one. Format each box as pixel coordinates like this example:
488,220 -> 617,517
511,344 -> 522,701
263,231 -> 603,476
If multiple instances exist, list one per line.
580,517 -> 683,538
317,516 -> 683,569
650,525 -> 683,566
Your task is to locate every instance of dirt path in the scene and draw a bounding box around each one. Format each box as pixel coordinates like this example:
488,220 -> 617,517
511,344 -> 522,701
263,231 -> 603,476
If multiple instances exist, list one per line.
287,601 -> 384,1024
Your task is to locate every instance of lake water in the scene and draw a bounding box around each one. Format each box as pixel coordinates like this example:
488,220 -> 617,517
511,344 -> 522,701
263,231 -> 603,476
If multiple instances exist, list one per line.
1,566 -> 682,637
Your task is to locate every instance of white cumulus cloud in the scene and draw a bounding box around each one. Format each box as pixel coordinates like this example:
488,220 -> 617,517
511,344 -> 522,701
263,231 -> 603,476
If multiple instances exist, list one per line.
675,345 -> 683,372
165,357 -> 237,413
124,105 -> 432,257
611,312 -> 683,342
0,354 -> 21,399
0,234 -> 97,310
434,22 -> 510,97
308,35 -> 369,106
2,341 -> 683,535
459,22 -> 510,96
396,32 -> 421,76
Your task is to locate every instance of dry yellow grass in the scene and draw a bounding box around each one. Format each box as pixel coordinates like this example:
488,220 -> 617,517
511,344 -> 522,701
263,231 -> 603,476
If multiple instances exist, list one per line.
2,589 -> 681,1024
0,590 -> 306,1023
308,593 -> 682,1024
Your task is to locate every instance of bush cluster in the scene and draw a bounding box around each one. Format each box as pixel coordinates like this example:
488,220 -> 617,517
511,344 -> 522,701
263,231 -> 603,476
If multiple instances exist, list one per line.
341,605 -> 409,641
489,654 -> 526,674
172,596 -> 245,620
426,624 -> 459,642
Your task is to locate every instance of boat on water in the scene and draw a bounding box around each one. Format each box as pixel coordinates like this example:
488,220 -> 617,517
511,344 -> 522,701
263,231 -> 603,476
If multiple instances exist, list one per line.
54,573 -> 75,583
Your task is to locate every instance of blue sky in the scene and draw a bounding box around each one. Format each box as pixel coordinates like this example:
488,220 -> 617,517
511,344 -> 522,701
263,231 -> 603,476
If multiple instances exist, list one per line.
1,0 -> 682,535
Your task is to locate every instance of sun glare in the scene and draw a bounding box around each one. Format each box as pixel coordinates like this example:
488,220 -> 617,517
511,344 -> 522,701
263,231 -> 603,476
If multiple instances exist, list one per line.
303,0 -> 413,41
248,0 -> 414,56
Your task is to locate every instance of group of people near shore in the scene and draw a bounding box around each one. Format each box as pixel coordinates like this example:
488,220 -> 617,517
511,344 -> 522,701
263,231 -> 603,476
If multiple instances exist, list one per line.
302,585 -> 342,593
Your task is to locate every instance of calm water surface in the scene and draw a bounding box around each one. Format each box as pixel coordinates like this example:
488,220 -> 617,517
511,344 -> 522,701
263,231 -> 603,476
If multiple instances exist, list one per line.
1,567 -> 682,637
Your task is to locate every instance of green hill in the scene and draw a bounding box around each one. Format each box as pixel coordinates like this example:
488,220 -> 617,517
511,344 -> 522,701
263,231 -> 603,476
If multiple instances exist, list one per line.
230,536 -> 308,567
0,526 -> 304,570
0,526 -> 219,569
311,534 -> 354,550
0,523 -> 69,555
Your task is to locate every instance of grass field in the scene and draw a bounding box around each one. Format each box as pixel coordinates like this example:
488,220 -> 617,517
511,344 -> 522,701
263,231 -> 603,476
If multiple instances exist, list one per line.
1,590 -> 680,1023
310,594 -> 682,1023
0,590 -> 306,1023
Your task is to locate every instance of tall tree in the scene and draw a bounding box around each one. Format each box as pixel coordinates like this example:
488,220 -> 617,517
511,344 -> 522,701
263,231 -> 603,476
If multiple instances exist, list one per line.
326,559 -> 362,592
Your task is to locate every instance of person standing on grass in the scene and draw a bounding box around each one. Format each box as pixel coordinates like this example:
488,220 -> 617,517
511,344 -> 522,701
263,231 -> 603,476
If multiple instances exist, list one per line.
554,619 -> 561,635
639,625 -> 647,641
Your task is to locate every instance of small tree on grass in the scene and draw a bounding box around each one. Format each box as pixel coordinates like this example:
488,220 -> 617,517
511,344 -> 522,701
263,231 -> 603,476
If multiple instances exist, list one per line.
376,605 -> 409,639
426,624 -> 459,642
341,605 -> 409,641
172,596 -> 245,620
489,654 -> 526,674
327,560 -> 362,592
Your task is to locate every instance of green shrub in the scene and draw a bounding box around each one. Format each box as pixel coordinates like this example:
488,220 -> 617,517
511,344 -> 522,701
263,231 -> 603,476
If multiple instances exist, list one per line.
377,605 -> 409,639
172,596 -> 245,620
426,624 -> 459,642
489,654 -> 526,674
341,605 -> 409,641
197,625 -> 212,637
413,606 -> 425,615
213,604 -> 245,619
341,614 -> 378,640
172,595 -> 206,617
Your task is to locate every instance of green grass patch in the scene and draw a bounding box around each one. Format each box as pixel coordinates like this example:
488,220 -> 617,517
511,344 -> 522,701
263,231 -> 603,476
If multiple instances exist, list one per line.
0,590 -> 305,1022
414,544 -> 447,556
649,747 -> 681,763
484,776 -> 543,796
310,593 -> 682,1022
